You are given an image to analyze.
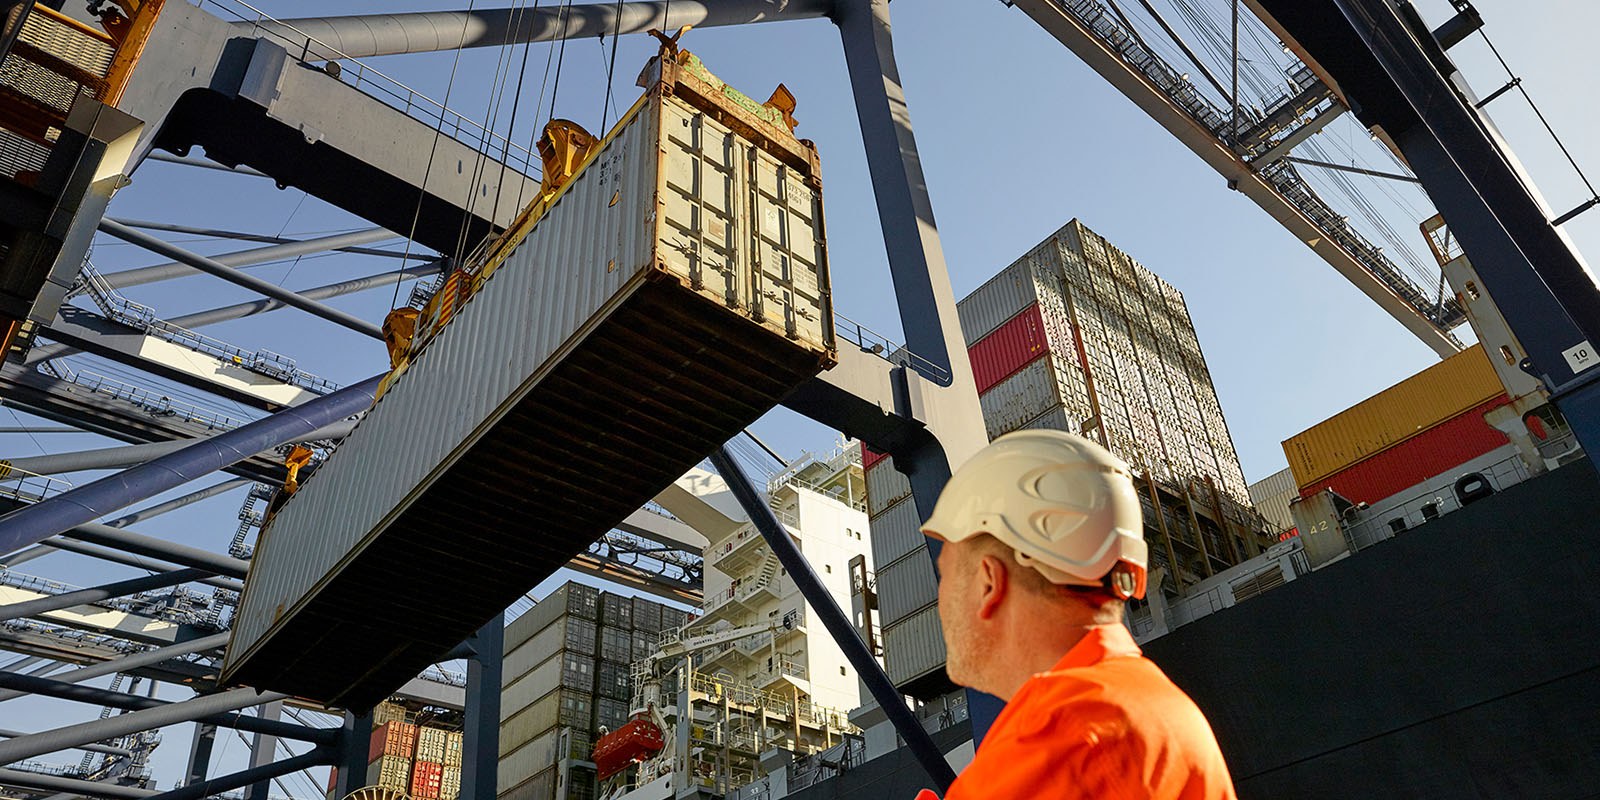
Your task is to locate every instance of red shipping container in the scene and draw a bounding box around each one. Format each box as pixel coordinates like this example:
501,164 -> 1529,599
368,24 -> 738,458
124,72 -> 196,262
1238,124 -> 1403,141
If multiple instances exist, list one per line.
1299,397 -> 1511,505
861,443 -> 887,471
411,761 -> 444,800
369,721 -> 417,763
327,767 -> 338,792
967,304 -> 1050,394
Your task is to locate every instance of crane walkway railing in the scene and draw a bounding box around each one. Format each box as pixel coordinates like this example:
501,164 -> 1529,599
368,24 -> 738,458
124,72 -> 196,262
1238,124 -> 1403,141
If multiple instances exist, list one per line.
1040,0 -> 1464,332
37,359 -> 252,432
195,0 -> 541,183
75,260 -> 339,395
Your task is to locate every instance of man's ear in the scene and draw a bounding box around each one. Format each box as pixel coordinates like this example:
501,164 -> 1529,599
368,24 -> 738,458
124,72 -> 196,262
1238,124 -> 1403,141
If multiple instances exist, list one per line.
975,554 -> 1009,621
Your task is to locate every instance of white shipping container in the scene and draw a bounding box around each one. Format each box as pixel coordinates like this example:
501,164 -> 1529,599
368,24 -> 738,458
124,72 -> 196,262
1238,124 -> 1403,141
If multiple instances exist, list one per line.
225,56 -> 835,708
498,727 -> 561,790
501,688 -> 592,740
501,768 -> 556,800
867,495 -> 925,568
442,766 -> 461,800
875,549 -> 939,626
883,604 -> 947,687
418,726 -> 450,765
503,652 -> 594,720
508,583 -> 601,649
980,356 -> 1070,439
865,458 -> 912,517
506,618 -> 597,684
1018,405 -> 1076,434
956,247 -> 1066,346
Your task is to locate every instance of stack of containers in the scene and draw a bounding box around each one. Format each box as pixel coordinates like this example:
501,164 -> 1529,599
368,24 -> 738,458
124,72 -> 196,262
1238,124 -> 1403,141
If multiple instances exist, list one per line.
500,582 -> 600,800
867,219 -> 1266,695
1283,344 -> 1510,504
594,593 -> 635,736
366,721 -> 417,792
499,581 -> 688,800
413,727 -> 464,800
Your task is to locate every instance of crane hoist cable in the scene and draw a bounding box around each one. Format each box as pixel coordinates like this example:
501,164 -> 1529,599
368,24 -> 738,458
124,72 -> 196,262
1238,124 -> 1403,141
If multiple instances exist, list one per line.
392,0 -> 482,311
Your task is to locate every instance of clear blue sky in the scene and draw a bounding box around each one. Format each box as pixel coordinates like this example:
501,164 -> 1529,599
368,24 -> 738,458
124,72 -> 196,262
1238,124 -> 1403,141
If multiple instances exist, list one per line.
3,0 -> 1596,793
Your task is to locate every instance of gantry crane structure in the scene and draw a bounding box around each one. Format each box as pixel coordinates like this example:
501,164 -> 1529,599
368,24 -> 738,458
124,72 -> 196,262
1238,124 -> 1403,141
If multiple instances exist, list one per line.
0,1 -> 1597,799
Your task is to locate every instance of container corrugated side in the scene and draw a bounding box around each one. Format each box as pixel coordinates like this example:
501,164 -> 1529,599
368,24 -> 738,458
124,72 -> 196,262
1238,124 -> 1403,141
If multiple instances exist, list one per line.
867,494 -> 924,568
505,618 -> 597,685
508,584 -> 600,649
865,456 -> 912,517
875,549 -> 938,626
1284,345 -> 1506,488
499,727 -> 562,790
882,604 -> 946,689
501,685 -> 593,732
224,78 -> 835,707
1247,468 -> 1300,533
503,652 -> 595,716
367,756 -> 411,791
501,767 -> 555,800
979,355 -> 1073,439
968,303 -> 1049,393
1017,405 -> 1075,434
1298,397 -> 1511,504
956,259 -> 1038,345
860,442 -> 888,471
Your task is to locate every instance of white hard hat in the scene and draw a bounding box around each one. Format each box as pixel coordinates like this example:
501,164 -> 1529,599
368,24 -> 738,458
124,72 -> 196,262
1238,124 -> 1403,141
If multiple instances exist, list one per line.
921,430 -> 1148,600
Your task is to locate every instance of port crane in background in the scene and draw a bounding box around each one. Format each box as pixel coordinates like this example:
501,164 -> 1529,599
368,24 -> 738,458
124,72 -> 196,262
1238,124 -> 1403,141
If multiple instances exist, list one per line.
0,1 -> 1597,799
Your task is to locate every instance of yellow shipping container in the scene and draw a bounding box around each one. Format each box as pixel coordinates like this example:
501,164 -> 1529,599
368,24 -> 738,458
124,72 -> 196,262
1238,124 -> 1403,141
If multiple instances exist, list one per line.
1283,344 -> 1505,488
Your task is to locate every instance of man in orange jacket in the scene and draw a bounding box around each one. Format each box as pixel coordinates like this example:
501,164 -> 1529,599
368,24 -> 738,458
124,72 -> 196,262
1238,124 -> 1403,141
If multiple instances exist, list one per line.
919,430 -> 1238,799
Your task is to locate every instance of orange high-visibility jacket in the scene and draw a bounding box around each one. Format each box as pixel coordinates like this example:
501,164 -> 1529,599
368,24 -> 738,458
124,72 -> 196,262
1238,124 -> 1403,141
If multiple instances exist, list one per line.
943,625 -> 1237,800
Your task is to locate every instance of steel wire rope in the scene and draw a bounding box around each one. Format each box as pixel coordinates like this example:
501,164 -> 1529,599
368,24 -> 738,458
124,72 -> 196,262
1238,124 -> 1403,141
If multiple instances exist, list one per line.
1177,0 -> 1442,291
1297,143 -> 1440,291
1303,138 -> 1435,280
599,0 -> 627,132
486,0 -> 545,238
1478,28 -> 1599,208
511,0 -> 568,215
450,0 -> 535,267
389,0 -> 482,311
6,407 -> 49,456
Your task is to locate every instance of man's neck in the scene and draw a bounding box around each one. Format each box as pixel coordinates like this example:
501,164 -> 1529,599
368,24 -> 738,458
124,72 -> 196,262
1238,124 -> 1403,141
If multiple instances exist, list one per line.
991,621 -> 1114,701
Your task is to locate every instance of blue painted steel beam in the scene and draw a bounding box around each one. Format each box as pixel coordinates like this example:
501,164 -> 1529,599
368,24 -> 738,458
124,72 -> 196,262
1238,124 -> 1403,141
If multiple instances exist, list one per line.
708,445 -> 958,792
0,375 -> 383,557
460,615 -> 503,800
1250,0 -> 1600,457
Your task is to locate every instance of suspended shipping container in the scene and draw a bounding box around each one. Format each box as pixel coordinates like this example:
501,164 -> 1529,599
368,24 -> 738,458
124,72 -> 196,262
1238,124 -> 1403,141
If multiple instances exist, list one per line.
224,50 -> 835,708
